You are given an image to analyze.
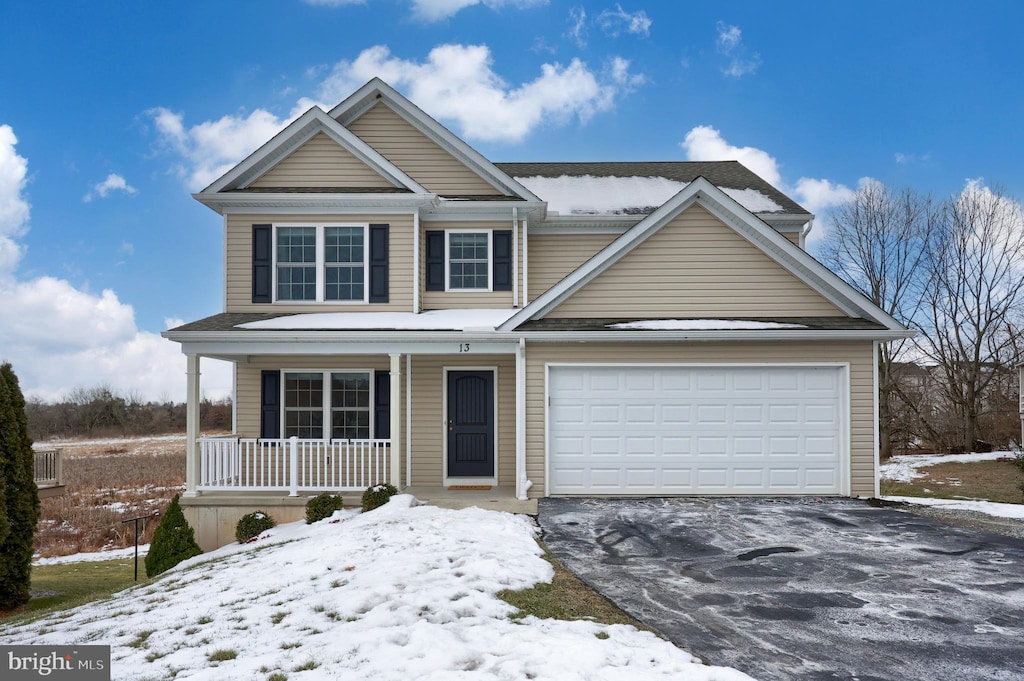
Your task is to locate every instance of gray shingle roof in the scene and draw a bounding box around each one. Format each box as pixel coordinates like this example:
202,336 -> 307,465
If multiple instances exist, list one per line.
496,161 -> 808,215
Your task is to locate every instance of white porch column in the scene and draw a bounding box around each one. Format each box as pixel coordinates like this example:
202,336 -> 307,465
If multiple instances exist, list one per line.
390,353 -> 403,489
516,338 -> 529,500
184,354 -> 201,497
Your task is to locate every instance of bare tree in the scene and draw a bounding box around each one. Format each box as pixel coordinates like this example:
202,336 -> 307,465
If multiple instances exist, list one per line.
820,181 -> 935,457
919,182 -> 1024,451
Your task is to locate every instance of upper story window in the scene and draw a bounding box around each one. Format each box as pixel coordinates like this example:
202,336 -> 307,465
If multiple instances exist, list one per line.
424,228 -> 511,294
275,224 -> 368,302
447,231 -> 491,291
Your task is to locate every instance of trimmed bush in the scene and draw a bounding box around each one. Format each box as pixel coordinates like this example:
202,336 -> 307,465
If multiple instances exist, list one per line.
361,483 -> 398,512
0,363 -> 40,609
305,493 -> 345,524
235,511 -> 276,543
145,494 -> 202,577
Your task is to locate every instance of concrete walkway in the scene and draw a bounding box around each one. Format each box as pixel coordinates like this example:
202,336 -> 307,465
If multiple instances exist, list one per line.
539,497 -> 1024,681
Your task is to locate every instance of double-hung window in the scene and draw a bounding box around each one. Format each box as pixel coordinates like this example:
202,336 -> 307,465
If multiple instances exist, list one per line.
282,370 -> 371,440
275,224 -> 368,302
447,231 -> 490,291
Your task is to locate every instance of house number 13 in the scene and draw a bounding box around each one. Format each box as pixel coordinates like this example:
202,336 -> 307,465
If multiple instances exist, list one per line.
459,343 -> 471,353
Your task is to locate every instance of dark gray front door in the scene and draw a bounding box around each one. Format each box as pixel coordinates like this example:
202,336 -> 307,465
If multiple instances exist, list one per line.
447,370 -> 495,478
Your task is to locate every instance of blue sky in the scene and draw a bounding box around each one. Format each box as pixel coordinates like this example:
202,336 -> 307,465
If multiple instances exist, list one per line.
1,0 -> 1022,402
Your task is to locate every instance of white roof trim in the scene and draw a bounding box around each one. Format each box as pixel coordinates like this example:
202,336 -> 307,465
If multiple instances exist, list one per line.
498,177 -> 906,333
198,106 -> 427,195
330,78 -> 543,202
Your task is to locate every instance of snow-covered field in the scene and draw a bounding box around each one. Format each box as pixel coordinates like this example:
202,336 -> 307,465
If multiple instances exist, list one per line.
4,497 -> 752,681
879,450 -> 1016,483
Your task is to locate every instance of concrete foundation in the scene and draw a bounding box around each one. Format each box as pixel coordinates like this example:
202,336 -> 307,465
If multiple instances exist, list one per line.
181,486 -> 536,552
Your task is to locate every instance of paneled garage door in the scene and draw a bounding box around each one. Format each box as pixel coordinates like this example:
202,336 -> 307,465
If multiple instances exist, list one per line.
548,365 -> 845,495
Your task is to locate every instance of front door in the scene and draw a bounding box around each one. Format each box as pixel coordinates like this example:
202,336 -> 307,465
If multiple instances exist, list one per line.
446,370 -> 495,478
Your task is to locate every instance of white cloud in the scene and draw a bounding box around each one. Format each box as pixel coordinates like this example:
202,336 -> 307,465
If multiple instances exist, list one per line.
715,21 -> 761,77
0,125 -> 230,402
83,173 -> 137,202
680,124 -> 864,244
302,0 -> 545,21
597,4 -> 652,38
317,44 -> 643,143
0,124 -> 30,279
681,124 -> 782,187
567,6 -> 588,47
149,104 -> 306,191
151,43 -> 640,189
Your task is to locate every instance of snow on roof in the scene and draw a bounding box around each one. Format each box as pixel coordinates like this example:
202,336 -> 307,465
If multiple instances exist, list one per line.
607,319 -> 809,331
236,309 -> 518,331
515,175 -> 784,215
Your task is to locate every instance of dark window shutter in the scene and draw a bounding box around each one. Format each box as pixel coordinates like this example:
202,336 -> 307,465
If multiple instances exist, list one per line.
368,224 -> 389,303
252,224 -> 273,303
425,230 -> 445,291
374,371 -> 390,439
260,370 -> 280,438
492,229 -> 512,291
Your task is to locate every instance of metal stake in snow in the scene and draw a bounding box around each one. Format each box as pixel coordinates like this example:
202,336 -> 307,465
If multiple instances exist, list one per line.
121,512 -> 159,581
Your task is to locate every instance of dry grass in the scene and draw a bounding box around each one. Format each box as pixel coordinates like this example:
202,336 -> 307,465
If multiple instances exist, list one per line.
880,458 -> 1024,505
35,437 -> 186,558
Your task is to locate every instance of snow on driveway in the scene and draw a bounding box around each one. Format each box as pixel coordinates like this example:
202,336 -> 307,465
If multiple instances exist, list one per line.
1,496 -> 752,680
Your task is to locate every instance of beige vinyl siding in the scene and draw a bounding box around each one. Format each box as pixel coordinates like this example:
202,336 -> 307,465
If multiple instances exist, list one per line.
408,355 -> 515,487
226,213 -> 414,313
551,204 -> 845,318
527,232 -> 617,301
249,133 -> 394,188
347,103 -> 499,196
420,222 -> 518,310
524,340 -> 876,499
781,231 -> 801,247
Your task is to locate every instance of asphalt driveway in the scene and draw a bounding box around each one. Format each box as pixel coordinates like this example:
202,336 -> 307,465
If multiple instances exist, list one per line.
538,497 -> 1024,681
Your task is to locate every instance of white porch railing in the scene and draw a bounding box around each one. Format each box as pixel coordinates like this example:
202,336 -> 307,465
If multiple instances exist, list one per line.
34,448 -> 64,487
198,436 -> 391,494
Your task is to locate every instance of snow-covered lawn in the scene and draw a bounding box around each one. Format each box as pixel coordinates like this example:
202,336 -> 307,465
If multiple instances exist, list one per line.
882,495 -> 1024,519
33,544 -> 150,566
879,450 -> 1015,483
3,497 -> 751,680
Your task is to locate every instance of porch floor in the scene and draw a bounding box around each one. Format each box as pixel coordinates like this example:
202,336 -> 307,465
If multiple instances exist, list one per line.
403,486 -> 537,515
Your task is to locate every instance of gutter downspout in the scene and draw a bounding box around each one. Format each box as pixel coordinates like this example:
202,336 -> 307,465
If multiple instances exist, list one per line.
512,207 -> 519,307
799,217 -> 814,251
522,213 -> 529,305
413,211 -> 421,313
872,340 -> 881,499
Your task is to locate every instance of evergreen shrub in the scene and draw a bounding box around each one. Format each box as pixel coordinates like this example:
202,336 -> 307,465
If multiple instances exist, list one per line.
305,493 -> 345,524
235,510 -> 276,543
0,363 -> 40,609
361,483 -> 398,512
145,494 -> 202,577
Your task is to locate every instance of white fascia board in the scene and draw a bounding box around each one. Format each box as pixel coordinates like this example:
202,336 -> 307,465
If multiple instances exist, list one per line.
330,78 -> 543,202
516,329 -> 915,342
198,107 -> 426,196
192,193 -> 437,214
420,201 -> 546,222
166,334 -> 519,357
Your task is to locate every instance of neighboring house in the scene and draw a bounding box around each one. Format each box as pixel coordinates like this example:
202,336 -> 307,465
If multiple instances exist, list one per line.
164,78 -> 911,549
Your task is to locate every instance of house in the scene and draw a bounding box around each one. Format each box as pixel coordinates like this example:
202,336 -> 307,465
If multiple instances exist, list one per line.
163,78 -> 911,549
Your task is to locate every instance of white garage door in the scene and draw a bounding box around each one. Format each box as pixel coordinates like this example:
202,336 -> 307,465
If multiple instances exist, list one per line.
548,365 -> 845,495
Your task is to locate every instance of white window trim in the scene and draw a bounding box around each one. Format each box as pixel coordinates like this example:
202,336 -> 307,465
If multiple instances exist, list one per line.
273,223 -> 369,304
444,229 -> 493,292
281,368 -> 375,441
